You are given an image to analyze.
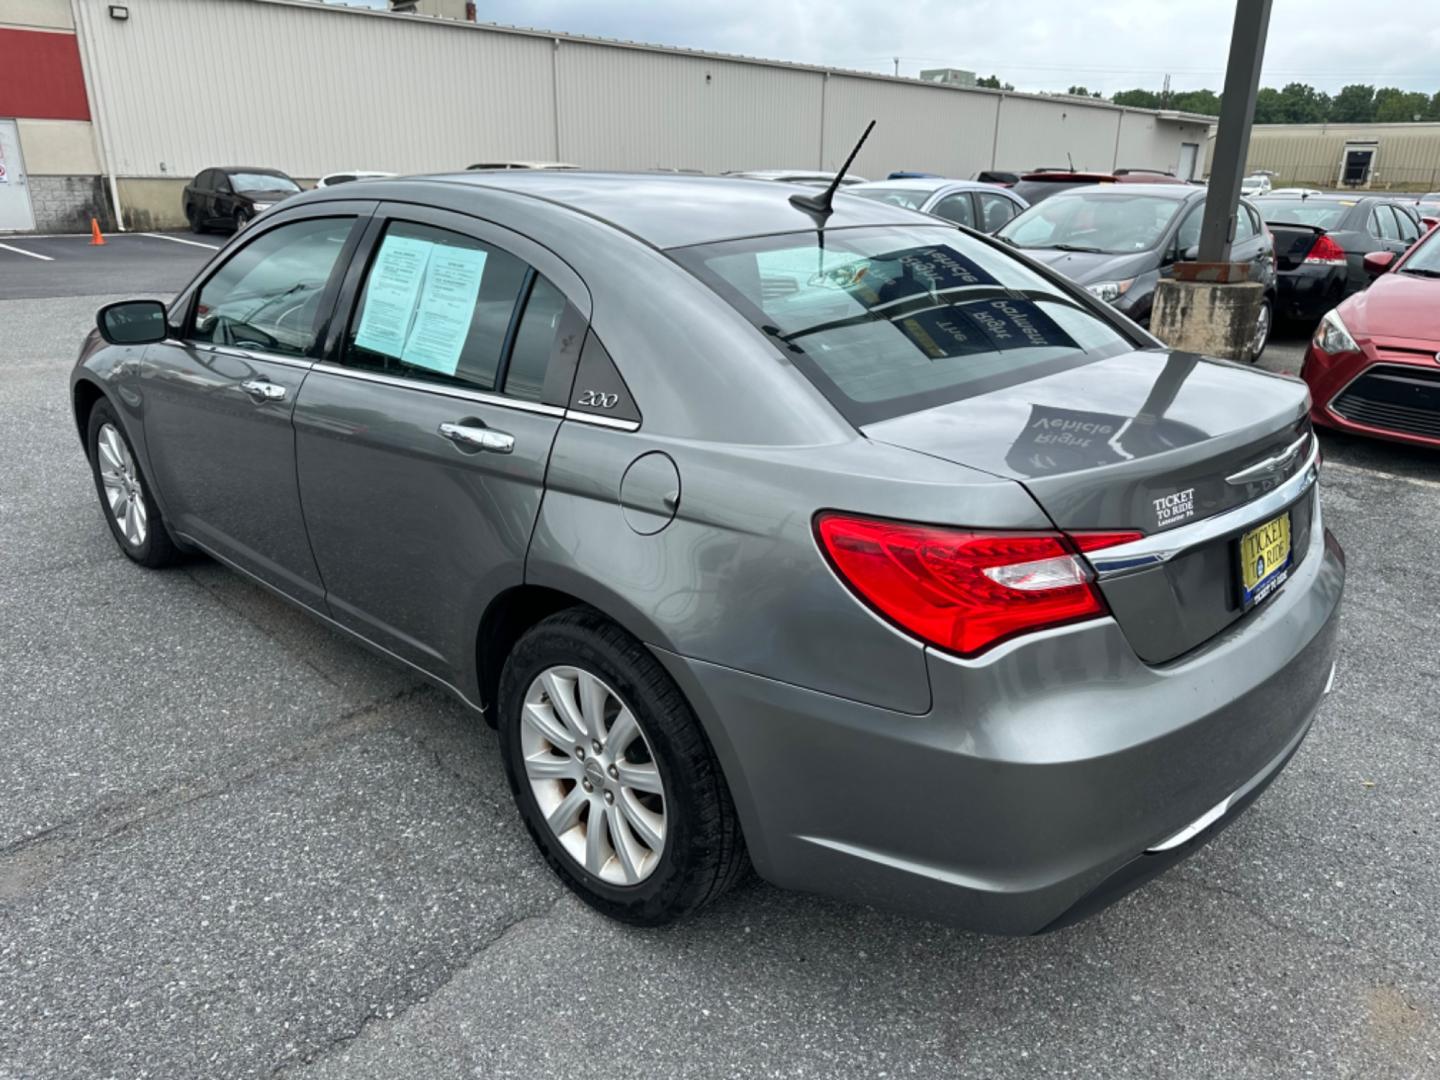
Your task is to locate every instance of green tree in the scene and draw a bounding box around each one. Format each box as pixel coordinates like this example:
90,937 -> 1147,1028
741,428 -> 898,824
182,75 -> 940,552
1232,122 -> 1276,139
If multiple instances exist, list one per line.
1254,87 -> 1285,124
1374,88 -> 1429,122
1275,82 -> 1330,123
1429,91 -> 1440,121
1066,85 -> 1101,98
1112,88 -> 1161,109
976,74 -> 1014,91
1330,84 -> 1376,123
1171,88 -> 1221,115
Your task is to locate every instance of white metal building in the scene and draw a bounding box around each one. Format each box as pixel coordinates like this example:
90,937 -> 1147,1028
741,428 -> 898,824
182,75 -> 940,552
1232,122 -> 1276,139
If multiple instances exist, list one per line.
0,0 -> 1214,232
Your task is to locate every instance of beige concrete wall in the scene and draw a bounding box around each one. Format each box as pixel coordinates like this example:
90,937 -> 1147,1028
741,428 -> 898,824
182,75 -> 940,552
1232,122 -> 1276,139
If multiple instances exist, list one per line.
16,119 -> 100,175
0,0 -> 73,30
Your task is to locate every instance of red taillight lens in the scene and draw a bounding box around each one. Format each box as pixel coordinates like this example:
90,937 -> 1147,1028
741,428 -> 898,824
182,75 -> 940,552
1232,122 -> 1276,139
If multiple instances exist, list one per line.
815,514 -> 1140,658
1304,234 -> 1347,266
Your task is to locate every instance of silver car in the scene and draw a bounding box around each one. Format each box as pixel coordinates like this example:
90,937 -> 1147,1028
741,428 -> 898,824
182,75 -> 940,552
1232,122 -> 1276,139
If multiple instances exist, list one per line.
73,173 -> 1344,933
844,177 -> 1029,232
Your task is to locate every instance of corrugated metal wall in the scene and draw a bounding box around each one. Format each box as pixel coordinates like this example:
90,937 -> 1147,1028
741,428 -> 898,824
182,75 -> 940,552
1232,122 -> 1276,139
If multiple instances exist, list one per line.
1206,123 -> 1440,190
75,0 -> 1207,183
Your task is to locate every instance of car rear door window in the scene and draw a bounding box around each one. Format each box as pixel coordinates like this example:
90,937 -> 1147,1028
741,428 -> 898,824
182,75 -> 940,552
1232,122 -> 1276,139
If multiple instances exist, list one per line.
1392,205 -> 1420,243
341,221 -> 529,393
503,276 -> 567,402
977,191 -> 1020,232
930,192 -> 976,228
190,216 -> 356,357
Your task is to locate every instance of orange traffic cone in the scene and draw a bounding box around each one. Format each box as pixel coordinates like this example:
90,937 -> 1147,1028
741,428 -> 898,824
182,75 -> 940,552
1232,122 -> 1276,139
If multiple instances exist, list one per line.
89,218 -> 105,246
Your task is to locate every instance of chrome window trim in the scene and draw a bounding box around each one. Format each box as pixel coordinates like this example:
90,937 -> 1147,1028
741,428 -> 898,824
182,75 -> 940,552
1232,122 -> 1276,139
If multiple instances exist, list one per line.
1088,440 -> 1321,579
563,410 -> 640,431
190,342 -> 316,371
310,362 -> 566,417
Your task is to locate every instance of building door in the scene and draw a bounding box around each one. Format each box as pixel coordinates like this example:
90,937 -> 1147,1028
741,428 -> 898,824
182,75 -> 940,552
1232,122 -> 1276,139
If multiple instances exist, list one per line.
0,120 -> 37,233
1340,145 -> 1376,188
1177,142 -> 1199,181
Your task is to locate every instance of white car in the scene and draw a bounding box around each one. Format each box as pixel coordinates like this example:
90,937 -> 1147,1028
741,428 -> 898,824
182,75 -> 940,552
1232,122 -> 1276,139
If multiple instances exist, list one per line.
315,171 -> 396,188
1268,187 -> 1324,197
1240,173 -> 1273,197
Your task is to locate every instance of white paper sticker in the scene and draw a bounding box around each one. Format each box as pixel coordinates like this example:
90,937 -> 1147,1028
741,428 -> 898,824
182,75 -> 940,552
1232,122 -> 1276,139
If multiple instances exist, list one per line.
401,246 -> 487,375
354,235 -> 432,358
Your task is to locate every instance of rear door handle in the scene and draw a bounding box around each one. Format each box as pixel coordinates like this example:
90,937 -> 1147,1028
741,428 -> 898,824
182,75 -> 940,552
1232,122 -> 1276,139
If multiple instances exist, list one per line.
438,421 -> 514,454
240,378 -> 286,403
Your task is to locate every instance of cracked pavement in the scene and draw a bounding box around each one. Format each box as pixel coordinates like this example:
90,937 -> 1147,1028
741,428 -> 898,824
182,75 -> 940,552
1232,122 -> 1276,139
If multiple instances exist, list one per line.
2,247 -> 1439,1078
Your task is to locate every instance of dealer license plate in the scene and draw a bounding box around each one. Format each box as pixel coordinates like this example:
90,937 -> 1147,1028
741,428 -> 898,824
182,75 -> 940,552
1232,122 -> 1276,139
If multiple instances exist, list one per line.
1239,512 -> 1292,609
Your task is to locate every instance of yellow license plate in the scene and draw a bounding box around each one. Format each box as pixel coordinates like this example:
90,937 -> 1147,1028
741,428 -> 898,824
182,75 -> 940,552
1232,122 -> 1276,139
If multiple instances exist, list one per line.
1239,512 -> 1292,608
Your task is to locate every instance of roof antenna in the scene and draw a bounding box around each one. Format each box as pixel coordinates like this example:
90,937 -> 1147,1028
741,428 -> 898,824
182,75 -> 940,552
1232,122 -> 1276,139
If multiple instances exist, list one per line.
790,120 -> 875,222
1067,151 -> 1075,172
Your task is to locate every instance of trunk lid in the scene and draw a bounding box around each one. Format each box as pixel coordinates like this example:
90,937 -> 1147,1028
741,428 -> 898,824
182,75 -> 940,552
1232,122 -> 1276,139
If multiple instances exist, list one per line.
864,347 -> 1316,663
1267,223 -> 1324,271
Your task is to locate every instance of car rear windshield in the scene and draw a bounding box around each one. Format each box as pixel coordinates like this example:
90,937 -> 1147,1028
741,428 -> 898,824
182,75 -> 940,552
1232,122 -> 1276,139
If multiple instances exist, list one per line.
671,225 -> 1136,426
997,191 -> 1184,254
231,173 -> 301,193
1254,199 -> 1351,229
845,186 -> 933,210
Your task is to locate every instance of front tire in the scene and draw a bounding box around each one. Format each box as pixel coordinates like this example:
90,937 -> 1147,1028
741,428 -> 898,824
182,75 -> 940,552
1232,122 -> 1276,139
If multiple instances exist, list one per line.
87,398 -> 180,568
233,208 -> 251,233
1248,296 -> 1273,363
497,608 -> 747,925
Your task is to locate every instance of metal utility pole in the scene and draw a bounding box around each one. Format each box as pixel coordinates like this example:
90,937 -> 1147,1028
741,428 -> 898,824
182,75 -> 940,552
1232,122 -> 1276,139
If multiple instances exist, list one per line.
1197,0 -> 1273,263
893,57 -> 900,77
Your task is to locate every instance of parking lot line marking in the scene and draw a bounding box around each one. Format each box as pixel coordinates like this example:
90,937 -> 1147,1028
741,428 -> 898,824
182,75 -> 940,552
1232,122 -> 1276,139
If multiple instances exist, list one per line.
1326,461 -> 1440,491
0,241 -> 54,261
141,233 -> 219,250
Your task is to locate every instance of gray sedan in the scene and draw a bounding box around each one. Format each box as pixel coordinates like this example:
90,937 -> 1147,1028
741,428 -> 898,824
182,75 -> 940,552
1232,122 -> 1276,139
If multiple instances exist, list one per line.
844,177 -> 1029,232
72,172 -> 1343,934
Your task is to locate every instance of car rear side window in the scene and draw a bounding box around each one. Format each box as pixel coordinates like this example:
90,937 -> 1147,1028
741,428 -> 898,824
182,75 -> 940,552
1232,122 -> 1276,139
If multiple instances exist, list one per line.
341,221 -> 529,393
190,216 -> 355,357
673,224 -> 1135,426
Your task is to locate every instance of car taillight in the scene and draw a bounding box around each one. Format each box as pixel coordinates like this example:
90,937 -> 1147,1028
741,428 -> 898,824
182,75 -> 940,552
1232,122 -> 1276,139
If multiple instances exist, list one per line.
1304,234 -> 1347,266
814,514 -> 1141,658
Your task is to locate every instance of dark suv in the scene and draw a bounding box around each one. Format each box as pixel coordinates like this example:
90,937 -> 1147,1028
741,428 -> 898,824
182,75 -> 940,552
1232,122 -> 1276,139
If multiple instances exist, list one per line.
997,184 -> 1276,360
183,167 -> 302,234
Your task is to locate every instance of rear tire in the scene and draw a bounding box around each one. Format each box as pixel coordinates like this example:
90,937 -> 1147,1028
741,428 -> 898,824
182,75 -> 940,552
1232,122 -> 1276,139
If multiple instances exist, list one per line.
87,398 -> 180,569
497,608 -> 747,925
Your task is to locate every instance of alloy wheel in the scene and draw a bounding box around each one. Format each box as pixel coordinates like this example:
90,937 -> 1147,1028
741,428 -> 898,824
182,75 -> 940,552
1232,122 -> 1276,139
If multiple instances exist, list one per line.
520,665 -> 667,885
1251,301 -> 1271,360
96,422 -> 148,547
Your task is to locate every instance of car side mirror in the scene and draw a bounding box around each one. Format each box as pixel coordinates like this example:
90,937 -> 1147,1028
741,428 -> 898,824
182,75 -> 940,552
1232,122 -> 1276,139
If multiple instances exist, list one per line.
1362,251 -> 1395,277
97,299 -> 169,345
1182,244 -> 1200,262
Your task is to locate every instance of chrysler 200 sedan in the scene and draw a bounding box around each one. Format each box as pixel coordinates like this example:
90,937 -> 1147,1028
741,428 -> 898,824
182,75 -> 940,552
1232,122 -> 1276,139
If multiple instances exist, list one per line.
72,173 -> 1343,933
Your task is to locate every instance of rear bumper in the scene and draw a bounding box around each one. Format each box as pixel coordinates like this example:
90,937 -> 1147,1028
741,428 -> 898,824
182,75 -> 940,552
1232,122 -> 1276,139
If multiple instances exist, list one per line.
1276,266 -> 1346,321
657,513 -> 1345,935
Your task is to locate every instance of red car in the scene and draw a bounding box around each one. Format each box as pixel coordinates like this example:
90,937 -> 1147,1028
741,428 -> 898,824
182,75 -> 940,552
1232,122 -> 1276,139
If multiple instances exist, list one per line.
1302,225 -> 1440,448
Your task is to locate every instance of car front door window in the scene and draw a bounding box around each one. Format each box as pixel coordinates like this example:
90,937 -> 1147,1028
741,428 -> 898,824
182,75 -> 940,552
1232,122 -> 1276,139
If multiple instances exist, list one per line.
191,216 -> 356,356
977,191 -> 1020,232
929,192 -> 976,229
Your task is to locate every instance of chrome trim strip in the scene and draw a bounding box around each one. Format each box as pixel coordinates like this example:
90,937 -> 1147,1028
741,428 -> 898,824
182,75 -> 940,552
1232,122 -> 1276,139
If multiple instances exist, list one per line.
1225,433 -> 1310,485
309,362 -> 566,417
1146,794 -> 1233,852
193,343 -> 316,371
1089,441 -> 1320,579
1324,661 -> 1336,695
563,409 -> 641,431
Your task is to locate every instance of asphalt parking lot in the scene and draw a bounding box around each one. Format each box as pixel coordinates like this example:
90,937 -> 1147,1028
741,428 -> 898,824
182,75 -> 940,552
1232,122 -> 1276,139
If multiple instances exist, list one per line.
3,234 -> 1439,1079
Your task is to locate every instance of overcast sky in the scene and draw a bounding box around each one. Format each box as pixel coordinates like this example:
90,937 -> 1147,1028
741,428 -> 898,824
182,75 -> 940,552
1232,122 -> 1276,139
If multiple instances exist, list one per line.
373,0 -> 1438,95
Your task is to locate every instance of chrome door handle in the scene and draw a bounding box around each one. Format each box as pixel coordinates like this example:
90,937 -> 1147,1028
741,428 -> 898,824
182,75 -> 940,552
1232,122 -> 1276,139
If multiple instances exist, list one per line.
240,378 -> 286,403
438,421 -> 514,454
